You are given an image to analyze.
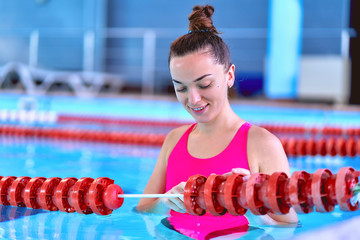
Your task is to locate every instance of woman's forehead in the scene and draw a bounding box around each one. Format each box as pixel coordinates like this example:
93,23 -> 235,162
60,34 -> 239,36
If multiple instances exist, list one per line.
170,52 -> 222,71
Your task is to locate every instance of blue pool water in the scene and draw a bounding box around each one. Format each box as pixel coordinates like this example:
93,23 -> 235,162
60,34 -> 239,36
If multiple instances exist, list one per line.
0,93 -> 360,239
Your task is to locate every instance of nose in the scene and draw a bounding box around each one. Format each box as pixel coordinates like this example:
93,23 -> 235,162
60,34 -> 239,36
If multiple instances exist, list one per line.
188,88 -> 201,106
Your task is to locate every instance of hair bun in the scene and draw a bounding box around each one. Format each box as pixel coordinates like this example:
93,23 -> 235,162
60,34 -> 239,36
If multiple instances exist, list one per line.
202,5 -> 214,18
188,5 -> 218,34
192,6 -> 202,11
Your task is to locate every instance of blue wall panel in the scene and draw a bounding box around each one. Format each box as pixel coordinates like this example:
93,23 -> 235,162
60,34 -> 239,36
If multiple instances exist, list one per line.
0,0 -> 106,71
265,0 -> 303,99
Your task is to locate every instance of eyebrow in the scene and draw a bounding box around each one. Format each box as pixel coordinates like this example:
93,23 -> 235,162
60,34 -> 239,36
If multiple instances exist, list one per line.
172,74 -> 212,84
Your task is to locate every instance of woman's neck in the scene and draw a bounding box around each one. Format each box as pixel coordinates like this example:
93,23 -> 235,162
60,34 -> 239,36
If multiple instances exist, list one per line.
194,102 -> 244,135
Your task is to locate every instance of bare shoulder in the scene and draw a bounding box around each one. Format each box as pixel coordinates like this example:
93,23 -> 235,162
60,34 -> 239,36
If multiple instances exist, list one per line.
164,125 -> 191,146
247,125 -> 289,175
248,125 -> 281,146
160,124 -> 192,161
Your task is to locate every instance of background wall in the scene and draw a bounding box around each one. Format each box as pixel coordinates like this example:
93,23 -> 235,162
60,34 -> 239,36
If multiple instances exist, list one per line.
0,0 -> 106,71
0,0 -> 354,100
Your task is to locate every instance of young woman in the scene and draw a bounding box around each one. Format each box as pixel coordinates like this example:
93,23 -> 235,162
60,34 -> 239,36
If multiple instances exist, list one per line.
137,4 -> 298,237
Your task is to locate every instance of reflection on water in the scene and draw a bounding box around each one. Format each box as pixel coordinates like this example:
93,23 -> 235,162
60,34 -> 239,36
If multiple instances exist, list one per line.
161,217 -> 271,240
137,210 -> 299,240
0,203 -> 316,240
0,205 -> 123,240
0,205 -> 46,223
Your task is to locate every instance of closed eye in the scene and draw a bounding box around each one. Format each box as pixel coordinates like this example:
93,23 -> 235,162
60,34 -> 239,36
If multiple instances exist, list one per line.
175,87 -> 187,92
199,83 -> 211,89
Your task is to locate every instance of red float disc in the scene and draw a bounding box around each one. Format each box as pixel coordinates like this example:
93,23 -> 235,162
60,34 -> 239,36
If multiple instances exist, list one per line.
311,169 -> 335,212
103,184 -> 124,210
39,177 -> 62,211
296,139 -> 307,156
246,173 -> 270,215
88,177 -> 114,215
316,139 -> 327,156
335,127 -> 343,135
224,174 -> 247,215
0,176 -> 16,205
356,139 -> 360,156
54,177 -> 77,213
286,138 -> 297,156
309,127 -> 318,135
204,174 -> 227,216
346,128 -> 355,136
289,171 -> 313,213
9,176 -> 31,207
184,174 -> 207,216
306,138 -> 317,156
335,138 -> 347,157
322,127 -> 329,135
326,138 -> 337,156
346,138 -> 356,157
335,167 -> 359,211
71,177 -> 94,214
24,177 -> 46,209
267,172 -> 290,214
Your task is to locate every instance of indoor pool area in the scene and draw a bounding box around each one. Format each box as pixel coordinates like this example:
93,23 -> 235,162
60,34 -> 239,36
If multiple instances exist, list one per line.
0,94 -> 359,240
1,1 -> 360,239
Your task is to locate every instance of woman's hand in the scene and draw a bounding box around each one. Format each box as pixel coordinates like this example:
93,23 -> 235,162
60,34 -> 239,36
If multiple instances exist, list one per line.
161,169 -> 250,214
162,182 -> 187,213
223,168 -> 251,178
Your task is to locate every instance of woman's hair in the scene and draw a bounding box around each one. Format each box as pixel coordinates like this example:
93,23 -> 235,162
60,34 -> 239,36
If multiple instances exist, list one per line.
168,5 -> 231,71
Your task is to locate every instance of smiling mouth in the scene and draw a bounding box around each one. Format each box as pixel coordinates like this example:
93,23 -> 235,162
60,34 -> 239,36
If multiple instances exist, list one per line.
192,106 -> 205,111
190,104 -> 208,112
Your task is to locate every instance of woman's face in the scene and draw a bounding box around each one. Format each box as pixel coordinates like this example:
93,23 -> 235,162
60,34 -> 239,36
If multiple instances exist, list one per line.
169,51 -> 235,123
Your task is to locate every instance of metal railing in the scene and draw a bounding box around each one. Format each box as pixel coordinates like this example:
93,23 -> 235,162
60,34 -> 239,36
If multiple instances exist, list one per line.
0,27 -> 357,96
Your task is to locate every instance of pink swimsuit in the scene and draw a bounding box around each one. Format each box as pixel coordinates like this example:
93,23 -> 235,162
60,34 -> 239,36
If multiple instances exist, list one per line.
165,122 -> 252,239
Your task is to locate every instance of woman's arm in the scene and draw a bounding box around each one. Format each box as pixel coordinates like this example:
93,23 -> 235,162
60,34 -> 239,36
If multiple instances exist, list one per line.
136,140 -> 168,214
247,126 -> 299,224
136,126 -> 188,214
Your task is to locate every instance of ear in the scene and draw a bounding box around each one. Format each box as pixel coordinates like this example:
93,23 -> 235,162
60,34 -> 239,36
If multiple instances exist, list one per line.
227,64 -> 235,88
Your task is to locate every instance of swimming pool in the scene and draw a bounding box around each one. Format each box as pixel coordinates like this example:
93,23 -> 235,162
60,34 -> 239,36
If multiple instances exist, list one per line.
0,93 -> 359,239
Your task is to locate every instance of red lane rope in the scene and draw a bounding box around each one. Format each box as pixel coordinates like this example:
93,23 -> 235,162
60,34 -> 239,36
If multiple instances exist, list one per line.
1,111 -> 360,137
0,124 -> 359,156
281,137 -> 360,157
0,125 -> 166,146
262,124 -> 360,137
0,167 -> 359,216
57,114 -> 360,137
183,167 -> 360,216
